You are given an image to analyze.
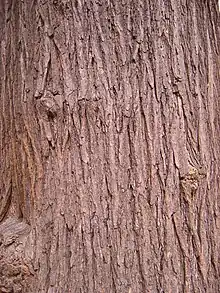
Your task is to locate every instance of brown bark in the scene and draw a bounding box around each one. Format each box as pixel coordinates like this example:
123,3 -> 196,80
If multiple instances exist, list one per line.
0,0 -> 220,292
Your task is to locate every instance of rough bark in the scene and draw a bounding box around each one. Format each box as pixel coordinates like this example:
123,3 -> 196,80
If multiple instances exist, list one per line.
0,0 -> 220,292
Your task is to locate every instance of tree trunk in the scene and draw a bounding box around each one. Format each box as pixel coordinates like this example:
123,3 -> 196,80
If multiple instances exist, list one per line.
0,0 -> 220,292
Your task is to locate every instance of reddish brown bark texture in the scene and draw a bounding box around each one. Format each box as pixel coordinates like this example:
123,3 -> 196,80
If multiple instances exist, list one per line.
0,0 -> 220,292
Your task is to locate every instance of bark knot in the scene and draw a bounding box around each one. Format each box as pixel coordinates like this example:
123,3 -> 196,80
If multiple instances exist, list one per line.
180,167 -> 206,202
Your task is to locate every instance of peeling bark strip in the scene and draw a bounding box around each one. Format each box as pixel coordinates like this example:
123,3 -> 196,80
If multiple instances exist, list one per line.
0,0 -> 220,292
